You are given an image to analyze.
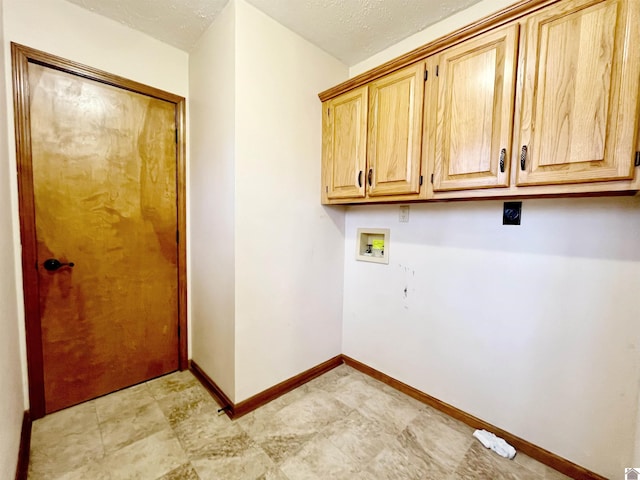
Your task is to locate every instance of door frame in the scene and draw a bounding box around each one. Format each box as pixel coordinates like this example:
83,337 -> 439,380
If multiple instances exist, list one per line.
11,43 -> 188,419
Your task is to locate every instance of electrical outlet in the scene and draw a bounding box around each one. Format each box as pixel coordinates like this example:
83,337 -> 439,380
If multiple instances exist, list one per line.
399,205 -> 410,223
503,201 -> 522,225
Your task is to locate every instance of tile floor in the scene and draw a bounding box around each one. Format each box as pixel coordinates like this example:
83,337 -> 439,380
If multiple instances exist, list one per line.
28,365 -> 572,480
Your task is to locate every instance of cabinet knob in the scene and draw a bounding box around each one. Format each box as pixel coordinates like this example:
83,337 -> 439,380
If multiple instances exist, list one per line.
368,169 -> 373,187
358,170 -> 363,188
499,148 -> 506,173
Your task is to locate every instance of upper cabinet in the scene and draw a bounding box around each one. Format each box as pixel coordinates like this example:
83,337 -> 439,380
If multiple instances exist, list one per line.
429,25 -> 520,191
319,0 -> 640,204
367,63 -> 425,197
323,86 -> 368,200
321,63 -> 426,203
516,0 -> 639,186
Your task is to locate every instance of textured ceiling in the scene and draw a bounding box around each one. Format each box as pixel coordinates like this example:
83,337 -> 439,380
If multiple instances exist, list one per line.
245,0 -> 483,65
65,0 -> 229,51
65,0 -> 483,65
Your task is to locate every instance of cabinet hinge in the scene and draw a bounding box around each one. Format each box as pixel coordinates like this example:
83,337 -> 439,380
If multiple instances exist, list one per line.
635,151 -> 640,167
175,129 -> 178,144
176,230 -> 179,244
436,65 -> 439,77
419,175 -> 423,186
424,70 -> 428,81
430,174 -> 434,184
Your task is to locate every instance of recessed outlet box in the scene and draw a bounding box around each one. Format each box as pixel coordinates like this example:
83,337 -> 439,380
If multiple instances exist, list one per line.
356,228 -> 390,264
503,201 -> 522,225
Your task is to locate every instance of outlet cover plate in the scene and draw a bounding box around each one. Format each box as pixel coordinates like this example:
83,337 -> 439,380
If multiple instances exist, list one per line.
503,201 -> 522,225
399,205 -> 410,223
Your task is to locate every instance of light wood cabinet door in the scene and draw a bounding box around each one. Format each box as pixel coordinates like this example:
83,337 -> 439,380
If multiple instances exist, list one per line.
322,86 -> 368,199
367,63 -> 425,197
516,0 -> 640,186
431,25 -> 519,191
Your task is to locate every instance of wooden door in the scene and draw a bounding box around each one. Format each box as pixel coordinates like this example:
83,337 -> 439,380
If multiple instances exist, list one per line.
367,63 -> 425,197
431,25 -> 519,191
13,45 -> 187,416
516,0 -> 640,186
322,86 -> 367,200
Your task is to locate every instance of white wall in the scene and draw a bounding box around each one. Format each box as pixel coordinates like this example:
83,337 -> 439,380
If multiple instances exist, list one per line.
2,0 -> 189,402
0,0 -> 25,475
343,198 -> 640,478
189,1 -> 237,400
188,0 -> 347,403
232,0 -> 347,401
3,0 -> 188,94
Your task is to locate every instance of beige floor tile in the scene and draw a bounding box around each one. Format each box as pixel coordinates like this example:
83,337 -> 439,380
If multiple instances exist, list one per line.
544,467 -> 573,480
94,383 -> 155,423
234,407 -> 277,436
327,364 -> 352,377
329,374 -> 386,410
29,405 -> 104,479
31,401 -> 99,447
256,431 -> 318,465
273,388 -> 352,430
338,365 -> 370,379
513,453 -> 572,479
513,452 -> 548,475
355,383 -> 424,434
279,435 -> 362,480
455,441 -> 541,480
157,384 -> 217,427
172,405 -> 233,452
239,389 -> 350,442
236,408 -> 315,465
422,405 -> 476,436
237,389 -> 351,465
256,467 -> 291,480
303,365 -> 350,394
382,384 -> 435,412
51,460 -> 113,480
344,367 -> 392,389
27,366 -> 571,480
321,408 -> 396,465
363,437 -> 449,480
103,429 -> 187,480
402,408 -> 474,471
176,414 -> 251,460
147,370 -> 200,400
100,400 -> 170,453
247,367 -> 347,416
241,383 -> 312,423
191,445 -> 277,480
158,463 -> 201,480
29,437 -> 104,479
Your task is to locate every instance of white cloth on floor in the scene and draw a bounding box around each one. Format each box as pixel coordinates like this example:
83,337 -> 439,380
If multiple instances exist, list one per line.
473,429 -> 516,459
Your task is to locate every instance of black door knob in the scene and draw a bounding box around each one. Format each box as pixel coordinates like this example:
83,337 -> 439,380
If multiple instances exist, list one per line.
43,259 -> 75,271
